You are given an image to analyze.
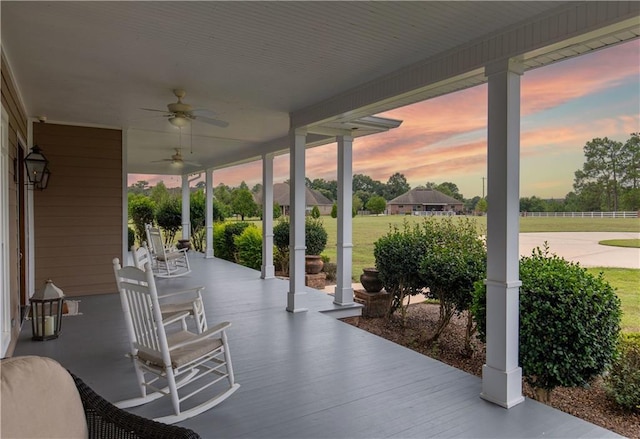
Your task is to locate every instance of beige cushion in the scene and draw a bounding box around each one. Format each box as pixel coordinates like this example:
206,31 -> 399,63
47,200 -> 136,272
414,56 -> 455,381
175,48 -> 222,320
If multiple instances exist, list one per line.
1,356 -> 88,439
137,331 -> 223,369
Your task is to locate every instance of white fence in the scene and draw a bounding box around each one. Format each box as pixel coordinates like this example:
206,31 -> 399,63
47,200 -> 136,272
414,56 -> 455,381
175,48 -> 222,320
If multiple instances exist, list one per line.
522,211 -> 638,218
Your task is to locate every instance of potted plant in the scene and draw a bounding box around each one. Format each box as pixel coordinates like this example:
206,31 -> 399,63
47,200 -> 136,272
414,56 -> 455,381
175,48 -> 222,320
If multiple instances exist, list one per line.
272,217 -> 328,274
304,218 -> 328,274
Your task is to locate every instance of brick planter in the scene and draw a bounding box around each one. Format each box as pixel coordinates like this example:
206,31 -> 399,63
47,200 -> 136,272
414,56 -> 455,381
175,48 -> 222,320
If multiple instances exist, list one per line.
354,289 -> 391,318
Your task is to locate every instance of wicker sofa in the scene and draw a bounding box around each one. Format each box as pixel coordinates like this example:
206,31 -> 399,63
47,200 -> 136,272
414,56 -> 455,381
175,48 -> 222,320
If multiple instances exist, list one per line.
0,356 -> 201,439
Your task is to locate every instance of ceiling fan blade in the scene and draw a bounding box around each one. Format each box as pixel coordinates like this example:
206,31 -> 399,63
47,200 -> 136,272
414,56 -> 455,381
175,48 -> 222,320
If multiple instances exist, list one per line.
191,109 -> 218,118
140,107 -> 170,113
195,116 -> 229,128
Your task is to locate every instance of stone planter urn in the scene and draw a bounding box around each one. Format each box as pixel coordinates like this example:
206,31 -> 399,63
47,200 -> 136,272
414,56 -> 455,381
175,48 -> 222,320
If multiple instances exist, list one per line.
360,267 -> 383,293
176,239 -> 191,251
304,255 -> 324,274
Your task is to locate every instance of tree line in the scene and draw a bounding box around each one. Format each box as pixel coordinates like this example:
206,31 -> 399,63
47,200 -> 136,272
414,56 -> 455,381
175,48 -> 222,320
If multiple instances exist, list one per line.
129,133 -> 640,215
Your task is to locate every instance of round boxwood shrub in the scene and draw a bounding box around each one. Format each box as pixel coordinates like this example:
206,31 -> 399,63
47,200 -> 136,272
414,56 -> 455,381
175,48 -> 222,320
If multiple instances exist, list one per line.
273,219 -> 290,252
305,218 -> 327,255
272,218 -> 327,256
472,245 -> 621,401
605,333 -> 640,412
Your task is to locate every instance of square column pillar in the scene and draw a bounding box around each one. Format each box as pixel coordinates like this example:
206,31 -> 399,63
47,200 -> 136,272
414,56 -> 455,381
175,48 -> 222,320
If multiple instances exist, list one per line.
481,59 -> 525,409
181,174 -> 190,240
261,153 -> 275,279
205,168 -> 214,259
334,135 -> 354,305
287,129 -> 307,313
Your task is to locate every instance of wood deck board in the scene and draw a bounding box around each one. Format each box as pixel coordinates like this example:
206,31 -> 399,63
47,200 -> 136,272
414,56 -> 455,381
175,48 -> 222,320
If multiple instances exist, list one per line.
13,254 -> 620,438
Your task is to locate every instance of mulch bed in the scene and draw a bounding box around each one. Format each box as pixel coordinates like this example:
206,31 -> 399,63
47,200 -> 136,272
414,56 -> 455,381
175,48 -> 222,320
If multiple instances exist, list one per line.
342,302 -> 640,438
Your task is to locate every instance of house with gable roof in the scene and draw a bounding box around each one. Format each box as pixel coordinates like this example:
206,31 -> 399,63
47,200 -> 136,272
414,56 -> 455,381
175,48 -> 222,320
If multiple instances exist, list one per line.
387,188 -> 464,215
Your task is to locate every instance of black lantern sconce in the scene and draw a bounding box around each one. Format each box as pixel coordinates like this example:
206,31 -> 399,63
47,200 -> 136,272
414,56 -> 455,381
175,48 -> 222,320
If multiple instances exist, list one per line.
30,279 -> 65,341
24,145 -> 51,190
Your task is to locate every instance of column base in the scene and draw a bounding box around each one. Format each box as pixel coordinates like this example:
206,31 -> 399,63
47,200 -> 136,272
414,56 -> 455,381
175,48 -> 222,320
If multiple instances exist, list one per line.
481,365 -> 524,408
261,265 -> 275,279
333,286 -> 354,306
286,291 -> 307,313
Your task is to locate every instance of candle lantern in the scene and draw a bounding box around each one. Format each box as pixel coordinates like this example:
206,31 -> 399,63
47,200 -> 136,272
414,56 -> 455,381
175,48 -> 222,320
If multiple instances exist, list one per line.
30,279 -> 65,341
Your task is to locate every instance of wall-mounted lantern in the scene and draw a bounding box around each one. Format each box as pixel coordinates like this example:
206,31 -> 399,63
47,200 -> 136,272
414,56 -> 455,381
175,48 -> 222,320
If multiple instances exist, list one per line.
24,145 -> 50,190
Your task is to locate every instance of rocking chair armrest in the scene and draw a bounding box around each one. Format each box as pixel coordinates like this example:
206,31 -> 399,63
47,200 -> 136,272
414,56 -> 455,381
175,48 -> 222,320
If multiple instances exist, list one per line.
162,311 -> 191,327
168,322 -> 232,351
158,286 -> 205,300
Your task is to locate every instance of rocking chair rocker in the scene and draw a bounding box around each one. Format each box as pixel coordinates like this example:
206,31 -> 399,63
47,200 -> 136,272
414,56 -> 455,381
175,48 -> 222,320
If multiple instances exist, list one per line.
112,258 -> 239,424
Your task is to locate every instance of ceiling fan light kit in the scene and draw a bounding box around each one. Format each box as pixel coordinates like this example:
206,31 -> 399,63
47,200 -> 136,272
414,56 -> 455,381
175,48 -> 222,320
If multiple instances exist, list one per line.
169,116 -> 190,127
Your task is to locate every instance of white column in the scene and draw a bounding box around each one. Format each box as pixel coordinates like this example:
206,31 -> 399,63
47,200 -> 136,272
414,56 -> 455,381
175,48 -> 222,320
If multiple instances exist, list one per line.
261,153 -> 275,279
481,59 -> 524,409
181,174 -> 190,240
334,135 -> 354,305
287,128 -> 307,313
205,168 -> 214,259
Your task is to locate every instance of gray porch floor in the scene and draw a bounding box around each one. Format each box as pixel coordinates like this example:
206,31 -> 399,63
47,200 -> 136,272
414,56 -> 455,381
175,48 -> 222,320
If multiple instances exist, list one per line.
14,255 -> 619,438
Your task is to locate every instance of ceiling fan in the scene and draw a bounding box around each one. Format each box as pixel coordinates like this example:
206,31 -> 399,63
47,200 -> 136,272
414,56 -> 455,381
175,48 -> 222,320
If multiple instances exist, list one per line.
141,89 -> 229,128
151,148 -> 200,167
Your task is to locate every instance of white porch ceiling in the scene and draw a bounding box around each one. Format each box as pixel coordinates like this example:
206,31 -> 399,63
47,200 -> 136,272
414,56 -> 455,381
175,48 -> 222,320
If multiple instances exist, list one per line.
1,2 -> 638,176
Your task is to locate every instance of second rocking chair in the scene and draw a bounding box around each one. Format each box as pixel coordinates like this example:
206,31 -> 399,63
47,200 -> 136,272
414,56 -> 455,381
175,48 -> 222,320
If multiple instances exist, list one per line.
112,258 -> 239,424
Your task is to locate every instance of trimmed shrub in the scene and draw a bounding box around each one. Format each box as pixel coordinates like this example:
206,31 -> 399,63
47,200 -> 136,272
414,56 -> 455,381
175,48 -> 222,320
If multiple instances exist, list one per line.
155,197 -> 182,245
305,218 -> 327,255
129,195 -> 156,244
419,217 -> 486,346
222,222 -> 252,262
212,223 -> 226,258
374,221 -> 429,315
472,245 -> 621,401
273,219 -> 290,251
311,205 -> 321,218
330,202 -> 337,218
235,227 -> 263,270
273,202 -> 282,220
605,333 -> 640,412
127,227 -> 136,249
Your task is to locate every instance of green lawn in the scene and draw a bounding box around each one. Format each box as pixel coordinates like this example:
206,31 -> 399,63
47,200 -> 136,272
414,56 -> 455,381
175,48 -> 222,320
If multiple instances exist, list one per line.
586,267 -> 640,334
599,239 -> 640,248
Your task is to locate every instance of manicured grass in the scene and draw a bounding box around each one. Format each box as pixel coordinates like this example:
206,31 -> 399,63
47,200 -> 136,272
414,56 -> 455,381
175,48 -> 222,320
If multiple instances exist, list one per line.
586,267 -> 640,334
599,239 -> 640,248
520,217 -> 639,232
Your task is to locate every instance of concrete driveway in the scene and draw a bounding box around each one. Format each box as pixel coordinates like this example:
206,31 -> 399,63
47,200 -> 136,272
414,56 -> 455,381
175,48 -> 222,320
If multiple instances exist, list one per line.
519,232 -> 640,269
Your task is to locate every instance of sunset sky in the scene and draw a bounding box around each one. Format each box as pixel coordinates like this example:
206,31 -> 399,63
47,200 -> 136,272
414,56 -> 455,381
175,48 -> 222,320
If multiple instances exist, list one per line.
129,39 -> 640,199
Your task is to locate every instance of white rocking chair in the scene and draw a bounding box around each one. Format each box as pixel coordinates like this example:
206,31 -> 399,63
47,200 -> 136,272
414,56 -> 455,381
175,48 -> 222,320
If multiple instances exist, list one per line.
112,258 -> 239,424
131,242 -> 207,333
145,224 -> 191,278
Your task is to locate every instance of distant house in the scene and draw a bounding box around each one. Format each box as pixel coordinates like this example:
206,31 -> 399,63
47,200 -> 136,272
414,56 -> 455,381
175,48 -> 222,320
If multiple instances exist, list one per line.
387,188 -> 464,215
254,183 -> 333,216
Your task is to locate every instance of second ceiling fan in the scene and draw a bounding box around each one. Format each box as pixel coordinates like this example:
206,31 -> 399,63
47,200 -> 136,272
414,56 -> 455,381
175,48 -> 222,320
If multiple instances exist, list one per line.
142,89 -> 229,128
